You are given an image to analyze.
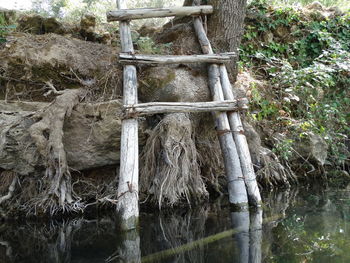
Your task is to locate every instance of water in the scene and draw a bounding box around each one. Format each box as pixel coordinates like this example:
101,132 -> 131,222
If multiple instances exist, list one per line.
1,185 -> 350,263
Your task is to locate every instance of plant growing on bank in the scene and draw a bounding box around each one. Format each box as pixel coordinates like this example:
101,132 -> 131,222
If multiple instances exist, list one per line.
0,14 -> 16,43
241,0 -> 350,175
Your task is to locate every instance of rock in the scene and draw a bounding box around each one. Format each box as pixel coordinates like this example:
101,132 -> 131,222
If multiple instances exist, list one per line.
80,14 -> 97,41
295,132 -> 328,165
17,15 -> 44,34
263,31 -> 274,43
0,100 -> 147,174
42,17 -> 65,34
0,33 -> 121,101
17,15 -> 65,34
139,66 -> 210,102
326,6 -> 343,17
234,71 -> 265,99
155,22 -> 201,55
275,26 -> 289,39
306,1 -> 324,11
96,32 -> 112,45
139,23 -> 161,38
80,14 -> 96,30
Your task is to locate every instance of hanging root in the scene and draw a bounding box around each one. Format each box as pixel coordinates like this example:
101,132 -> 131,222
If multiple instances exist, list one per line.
141,113 -> 208,209
0,171 -> 18,205
194,114 -> 226,195
256,147 -> 297,188
28,88 -> 86,215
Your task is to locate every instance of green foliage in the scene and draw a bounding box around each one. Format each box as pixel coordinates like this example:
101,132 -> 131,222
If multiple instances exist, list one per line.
250,83 -> 280,121
269,0 -> 350,10
135,36 -> 172,54
0,14 -> 16,43
242,0 -> 350,171
273,138 -> 294,161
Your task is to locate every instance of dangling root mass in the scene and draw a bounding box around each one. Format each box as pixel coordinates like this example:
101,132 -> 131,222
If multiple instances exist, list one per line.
28,88 -> 86,215
141,113 -> 208,209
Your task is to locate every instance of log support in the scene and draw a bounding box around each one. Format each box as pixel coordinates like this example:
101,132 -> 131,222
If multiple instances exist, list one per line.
193,14 -> 262,207
107,5 -> 213,21
220,66 -> 262,206
116,0 -> 139,230
122,99 -> 248,118
119,52 -> 236,65
193,17 -> 248,209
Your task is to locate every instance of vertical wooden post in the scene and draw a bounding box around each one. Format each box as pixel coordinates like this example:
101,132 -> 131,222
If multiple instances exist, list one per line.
249,208 -> 263,263
192,4 -> 262,207
116,0 -> 139,230
193,17 -> 248,208
231,211 -> 250,263
219,66 -> 262,206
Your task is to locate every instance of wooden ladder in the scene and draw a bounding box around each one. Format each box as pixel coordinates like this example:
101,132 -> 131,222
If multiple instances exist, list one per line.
108,0 -> 261,230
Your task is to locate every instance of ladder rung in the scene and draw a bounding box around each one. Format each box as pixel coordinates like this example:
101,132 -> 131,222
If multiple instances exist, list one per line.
119,52 -> 236,65
107,5 -> 213,22
122,99 -> 248,118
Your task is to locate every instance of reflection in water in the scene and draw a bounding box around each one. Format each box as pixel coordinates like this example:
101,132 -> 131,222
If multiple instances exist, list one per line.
231,211 -> 250,263
230,208 -> 263,263
1,186 -> 350,263
106,229 -> 141,263
250,209 -> 263,263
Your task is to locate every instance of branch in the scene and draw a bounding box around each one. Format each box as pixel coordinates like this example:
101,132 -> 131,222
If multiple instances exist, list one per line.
44,81 -> 65,97
0,175 -> 18,204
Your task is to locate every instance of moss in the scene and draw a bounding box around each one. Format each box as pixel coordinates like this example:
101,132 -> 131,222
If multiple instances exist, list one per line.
42,17 -> 64,34
141,68 -> 176,95
17,15 -> 44,34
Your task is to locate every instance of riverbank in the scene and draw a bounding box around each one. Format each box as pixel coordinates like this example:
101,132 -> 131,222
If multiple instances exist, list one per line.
0,0 -> 349,218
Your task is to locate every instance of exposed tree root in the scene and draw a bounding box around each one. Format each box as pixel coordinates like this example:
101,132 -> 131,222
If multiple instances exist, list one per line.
140,113 -> 208,208
28,88 -> 86,215
0,171 -> 18,205
257,147 -> 297,188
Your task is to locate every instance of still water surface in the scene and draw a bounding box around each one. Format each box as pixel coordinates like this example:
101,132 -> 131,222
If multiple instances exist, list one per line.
1,186 -> 350,263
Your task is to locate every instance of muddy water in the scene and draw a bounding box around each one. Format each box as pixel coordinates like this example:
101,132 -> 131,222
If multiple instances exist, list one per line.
1,186 -> 350,263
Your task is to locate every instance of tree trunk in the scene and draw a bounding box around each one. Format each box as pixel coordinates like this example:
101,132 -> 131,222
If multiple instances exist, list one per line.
184,0 -> 247,80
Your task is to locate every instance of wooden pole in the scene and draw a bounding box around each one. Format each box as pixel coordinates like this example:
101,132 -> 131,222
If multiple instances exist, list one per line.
231,211 -> 250,263
249,208 -> 263,263
192,6 -> 262,207
107,5 -> 213,21
219,66 -> 262,206
116,0 -> 139,230
123,99 -> 248,117
193,17 -> 248,208
119,52 -> 236,65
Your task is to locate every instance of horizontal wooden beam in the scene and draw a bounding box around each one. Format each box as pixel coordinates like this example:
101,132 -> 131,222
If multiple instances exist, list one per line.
122,99 -> 248,118
118,52 -> 236,65
107,5 -> 213,21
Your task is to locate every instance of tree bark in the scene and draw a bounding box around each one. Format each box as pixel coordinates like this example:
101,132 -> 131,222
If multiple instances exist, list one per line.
184,0 -> 247,80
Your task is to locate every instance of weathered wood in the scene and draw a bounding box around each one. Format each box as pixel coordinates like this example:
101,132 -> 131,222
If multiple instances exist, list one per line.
119,52 -> 236,65
249,208 -> 263,263
220,65 -> 262,207
123,99 -> 248,117
193,17 -> 248,208
107,230 -> 141,263
231,211 -> 250,263
107,5 -> 213,21
116,0 -> 139,230
193,13 -> 262,207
